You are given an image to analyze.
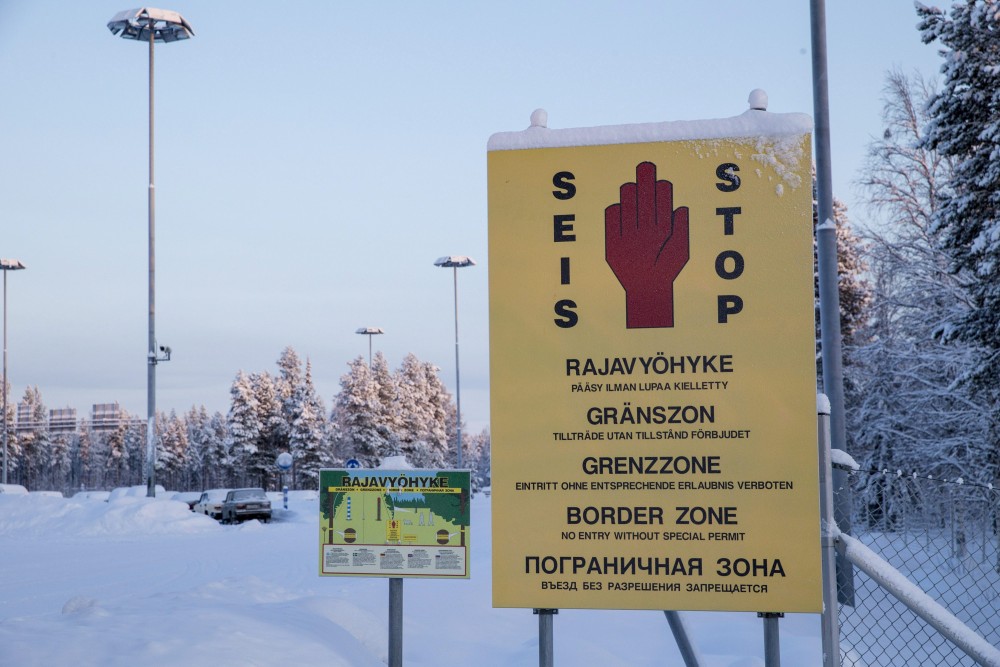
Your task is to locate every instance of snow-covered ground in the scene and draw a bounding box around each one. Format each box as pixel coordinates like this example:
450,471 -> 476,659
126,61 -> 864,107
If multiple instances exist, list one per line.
0,491 -> 822,666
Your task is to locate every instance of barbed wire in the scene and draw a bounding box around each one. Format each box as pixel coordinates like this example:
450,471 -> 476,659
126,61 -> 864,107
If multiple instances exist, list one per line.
840,463 -> 999,493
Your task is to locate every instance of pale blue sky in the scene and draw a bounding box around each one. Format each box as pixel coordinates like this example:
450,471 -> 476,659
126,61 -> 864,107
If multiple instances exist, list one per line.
0,1 -> 940,433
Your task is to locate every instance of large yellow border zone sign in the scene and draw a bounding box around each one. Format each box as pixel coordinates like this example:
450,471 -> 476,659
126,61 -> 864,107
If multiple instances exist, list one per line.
488,109 -> 820,612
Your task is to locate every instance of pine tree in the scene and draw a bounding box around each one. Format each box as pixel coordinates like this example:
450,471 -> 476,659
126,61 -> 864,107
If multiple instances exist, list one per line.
185,406 -> 209,490
75,420 -> 93,490
331,357 -> 386,467
421,360 -> 456,467
371,352 -> 402,455
275,347 -> 303,455
227,370 -> 261,486
918,1 -> 1000,392
15,386 -> 49,488
465,428 -> 492,492
394,354 -> 452,467
157,410 -> 188,489
105,421 -> 130,488
208,411 -> 232,487
250,371 -> 282,489
125,419 -> 146,487
306,366 -> 329,467
1,378 -> 19,476
47,433 -> 72,492
288,360 -> 326,487
394,354 -> 428,464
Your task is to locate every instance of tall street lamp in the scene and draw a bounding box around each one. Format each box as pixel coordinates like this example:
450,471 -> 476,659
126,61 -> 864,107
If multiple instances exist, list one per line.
356,327 -> 385,368
108,8 -> 193,497
1,258 -> 26,485
434,255 -> 475,468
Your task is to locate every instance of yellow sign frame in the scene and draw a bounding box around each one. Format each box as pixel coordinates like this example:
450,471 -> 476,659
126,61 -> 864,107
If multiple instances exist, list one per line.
488,116 -> 820,612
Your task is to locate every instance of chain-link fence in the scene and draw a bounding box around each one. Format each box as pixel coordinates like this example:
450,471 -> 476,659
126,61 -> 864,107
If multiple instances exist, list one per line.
838,467 -> 1000,666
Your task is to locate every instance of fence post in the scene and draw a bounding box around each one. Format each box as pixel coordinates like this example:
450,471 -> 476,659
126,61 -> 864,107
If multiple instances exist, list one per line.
833,465 -> 856,606
818,396 -> 841,667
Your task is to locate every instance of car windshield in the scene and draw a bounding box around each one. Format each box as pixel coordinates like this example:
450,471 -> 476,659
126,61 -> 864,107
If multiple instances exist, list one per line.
233,489 -> 266,501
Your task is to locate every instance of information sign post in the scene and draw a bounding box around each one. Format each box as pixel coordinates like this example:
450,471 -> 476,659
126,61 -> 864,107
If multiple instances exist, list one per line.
319,468 -> 471,667
487,101 -> 821,614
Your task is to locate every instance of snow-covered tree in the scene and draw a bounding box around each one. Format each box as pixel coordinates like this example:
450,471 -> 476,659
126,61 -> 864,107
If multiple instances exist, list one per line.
1,378 -> 19,475
331,357 -> 386,466
104,421 -> 130,488
371,352 -> 402,453
14,386 -> 48,488
184,406 -> 209,490
918,1 -> 1000,393
125,418 -> 146,487
46,432 -> 72,491
208,411 -> 232,487
851,69 -> 991,512
275,347 -> 303,453
74,420 -> 93,490
227,370 -> 261,486
422,361 -> 458,467
288,360 -> 326,487
157,410 -> 188,489
394,354 -> 453,467
328,353 -> 460,469
250,371 -> 283,489
465,428 -> 492,493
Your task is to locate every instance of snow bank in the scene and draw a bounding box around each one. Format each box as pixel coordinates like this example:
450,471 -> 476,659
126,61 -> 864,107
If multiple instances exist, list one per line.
0,493 -> 826,666
0,494 -> 220,539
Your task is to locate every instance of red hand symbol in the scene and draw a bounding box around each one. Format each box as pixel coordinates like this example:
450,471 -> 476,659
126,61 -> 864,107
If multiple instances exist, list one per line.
605,162 -> 690,328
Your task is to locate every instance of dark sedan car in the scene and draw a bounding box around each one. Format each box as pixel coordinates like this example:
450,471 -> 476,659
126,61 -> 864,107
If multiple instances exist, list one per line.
220,488 -> 272,524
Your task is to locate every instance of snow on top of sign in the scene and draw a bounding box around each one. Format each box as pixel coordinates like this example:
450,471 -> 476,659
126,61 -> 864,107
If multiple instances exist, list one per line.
489,91 -> 811,196
487,90 -> 811,151
378,455 -> 414,470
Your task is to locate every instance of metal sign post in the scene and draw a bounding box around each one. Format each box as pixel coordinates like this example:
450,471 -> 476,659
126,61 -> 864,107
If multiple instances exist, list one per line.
533,608 -> 557,667
319,468 -> 471,667
663,611 -> 704,666
389,578 -> 403,667
759,612 -> 783,666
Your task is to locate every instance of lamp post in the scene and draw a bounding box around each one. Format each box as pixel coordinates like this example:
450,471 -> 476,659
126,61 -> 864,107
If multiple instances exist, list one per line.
1,258 -> 26,485
108,8 -> 193,498
355,327 -> 385,368
433,255 -> 475,468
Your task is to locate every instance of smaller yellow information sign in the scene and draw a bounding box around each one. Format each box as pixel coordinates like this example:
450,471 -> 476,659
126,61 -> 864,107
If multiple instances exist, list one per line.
318,469 -> 471,579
